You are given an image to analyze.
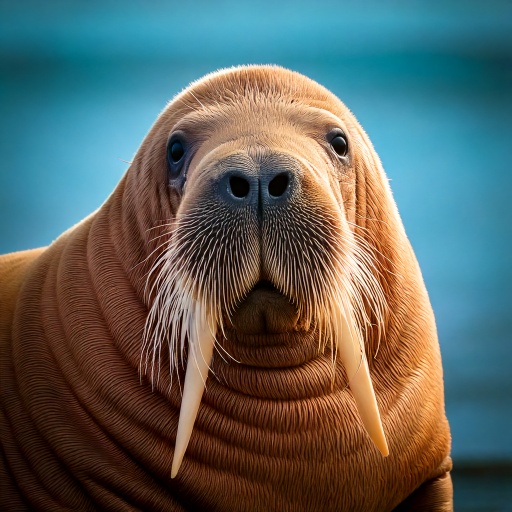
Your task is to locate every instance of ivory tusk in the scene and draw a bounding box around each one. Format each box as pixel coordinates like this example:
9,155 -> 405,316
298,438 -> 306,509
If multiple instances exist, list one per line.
338,313 -> 389,457
171,310 -> 215,478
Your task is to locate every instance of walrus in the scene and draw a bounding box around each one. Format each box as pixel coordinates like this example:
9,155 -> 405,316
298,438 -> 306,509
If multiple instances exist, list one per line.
0,65 -> 452,511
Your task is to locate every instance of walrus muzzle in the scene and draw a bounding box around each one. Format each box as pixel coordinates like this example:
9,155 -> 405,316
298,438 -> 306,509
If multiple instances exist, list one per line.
142,147 -> 389,477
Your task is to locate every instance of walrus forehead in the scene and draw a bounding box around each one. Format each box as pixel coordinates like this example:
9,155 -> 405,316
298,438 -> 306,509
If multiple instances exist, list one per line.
168,102 -> 352,191
169,96 -> 350,146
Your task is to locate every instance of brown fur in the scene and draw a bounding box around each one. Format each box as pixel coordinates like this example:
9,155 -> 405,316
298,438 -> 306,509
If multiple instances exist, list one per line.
0,66 -> 451,510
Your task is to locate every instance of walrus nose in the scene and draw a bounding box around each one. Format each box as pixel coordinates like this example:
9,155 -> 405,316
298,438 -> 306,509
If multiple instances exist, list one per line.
262,171 -> 291,202
220,169 -> 293,207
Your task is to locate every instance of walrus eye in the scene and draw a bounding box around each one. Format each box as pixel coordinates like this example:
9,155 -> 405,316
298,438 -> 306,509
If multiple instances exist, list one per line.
167,136 -> 186,181
168,140 -> 185,163
331,134 -> 348,157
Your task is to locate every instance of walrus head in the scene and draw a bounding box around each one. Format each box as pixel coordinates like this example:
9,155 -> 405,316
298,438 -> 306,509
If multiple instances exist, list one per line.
135,66 -> 393,477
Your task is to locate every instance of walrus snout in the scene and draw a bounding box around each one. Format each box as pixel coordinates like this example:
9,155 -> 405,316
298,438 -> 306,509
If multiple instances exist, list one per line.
214,158 -> 295,211
231,281 -> 299,335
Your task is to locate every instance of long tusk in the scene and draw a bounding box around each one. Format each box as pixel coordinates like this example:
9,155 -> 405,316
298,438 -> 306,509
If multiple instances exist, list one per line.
338,312 -> 389,457
171,308 -> 215,478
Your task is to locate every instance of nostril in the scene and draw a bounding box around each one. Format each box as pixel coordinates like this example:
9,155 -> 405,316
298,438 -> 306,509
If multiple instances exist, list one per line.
229,176 -> 250,198
268,173 -> 289,198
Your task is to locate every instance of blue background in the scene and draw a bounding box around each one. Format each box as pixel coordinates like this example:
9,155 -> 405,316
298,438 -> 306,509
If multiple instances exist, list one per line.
1,1 -> 511,508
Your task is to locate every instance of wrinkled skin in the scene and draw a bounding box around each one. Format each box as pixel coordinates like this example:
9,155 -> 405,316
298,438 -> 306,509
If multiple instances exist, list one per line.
0,66 -> 452,511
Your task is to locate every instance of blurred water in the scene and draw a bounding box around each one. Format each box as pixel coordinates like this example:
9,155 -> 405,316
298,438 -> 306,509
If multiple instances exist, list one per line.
1,1 -> 511,507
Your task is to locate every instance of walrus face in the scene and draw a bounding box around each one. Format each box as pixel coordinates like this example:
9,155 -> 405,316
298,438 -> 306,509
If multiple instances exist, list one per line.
140,67 -> 389,476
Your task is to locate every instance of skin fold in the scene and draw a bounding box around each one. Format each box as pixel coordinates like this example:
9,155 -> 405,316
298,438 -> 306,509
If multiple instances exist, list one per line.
0,66 -> 452,511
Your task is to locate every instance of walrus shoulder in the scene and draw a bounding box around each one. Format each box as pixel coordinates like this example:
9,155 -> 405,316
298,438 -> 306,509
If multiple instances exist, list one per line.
0,248 -> 46,332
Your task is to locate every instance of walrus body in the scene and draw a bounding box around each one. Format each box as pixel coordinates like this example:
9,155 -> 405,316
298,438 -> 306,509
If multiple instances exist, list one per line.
0,66 -> 452,511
